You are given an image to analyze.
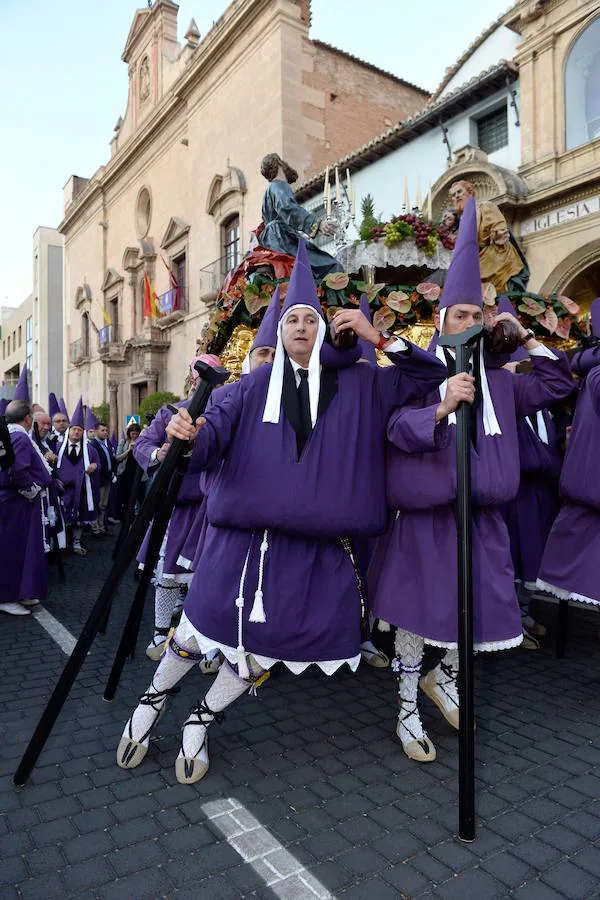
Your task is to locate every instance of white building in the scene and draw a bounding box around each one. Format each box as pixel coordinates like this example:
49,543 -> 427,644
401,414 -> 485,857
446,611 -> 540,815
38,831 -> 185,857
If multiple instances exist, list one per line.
32,227 -> 64,404
299,18 -> 522,239
0,227 -> 63,405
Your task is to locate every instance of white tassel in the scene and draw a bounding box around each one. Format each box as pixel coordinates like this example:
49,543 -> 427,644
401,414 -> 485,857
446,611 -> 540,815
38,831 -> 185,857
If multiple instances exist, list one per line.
378,618 -> 391,633
249,530 -> 269,623
237,644 -> 250,680
249,590 -> 266,623
235,539 -> 253,680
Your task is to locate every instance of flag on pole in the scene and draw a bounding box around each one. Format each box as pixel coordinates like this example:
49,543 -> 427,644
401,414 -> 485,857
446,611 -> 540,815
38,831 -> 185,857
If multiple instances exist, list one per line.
161,255 -> 180,311
94,296 -> 113,326
143,272 -> 162,318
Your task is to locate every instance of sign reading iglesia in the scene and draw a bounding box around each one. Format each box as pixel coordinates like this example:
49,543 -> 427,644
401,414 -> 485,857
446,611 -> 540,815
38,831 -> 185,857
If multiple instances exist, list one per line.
521,195 -> 600,236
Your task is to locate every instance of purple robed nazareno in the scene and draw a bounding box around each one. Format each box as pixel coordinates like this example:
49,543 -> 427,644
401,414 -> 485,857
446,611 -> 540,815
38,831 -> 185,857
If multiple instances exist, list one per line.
538,363 -> 600,604
503,410 -> 562,586
368,352 -> 574,649
182,344 -> 445,667
56,442 -> 101,524
0,429 -> 52,603
135,402 -> 204,582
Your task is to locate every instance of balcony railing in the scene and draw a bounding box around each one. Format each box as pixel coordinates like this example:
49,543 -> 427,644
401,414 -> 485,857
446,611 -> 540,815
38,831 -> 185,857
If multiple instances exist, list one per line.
70,338 -> 89,365
157,286 -> 187,317
98,324 -> 121,349
199,256 -> 230,301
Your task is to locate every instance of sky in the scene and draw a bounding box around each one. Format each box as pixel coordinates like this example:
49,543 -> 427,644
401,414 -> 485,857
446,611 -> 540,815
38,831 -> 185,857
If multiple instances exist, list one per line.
0,0 -> 511,308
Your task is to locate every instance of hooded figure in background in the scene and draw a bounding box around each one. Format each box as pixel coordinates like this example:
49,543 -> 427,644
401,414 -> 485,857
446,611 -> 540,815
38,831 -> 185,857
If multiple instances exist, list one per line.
56,398 -> 100,555
537,297 -> 600,609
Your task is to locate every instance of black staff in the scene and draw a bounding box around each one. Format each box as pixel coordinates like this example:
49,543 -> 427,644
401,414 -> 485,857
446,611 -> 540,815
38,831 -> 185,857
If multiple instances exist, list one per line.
13,360 -> 228,787
438,323 -> 483,842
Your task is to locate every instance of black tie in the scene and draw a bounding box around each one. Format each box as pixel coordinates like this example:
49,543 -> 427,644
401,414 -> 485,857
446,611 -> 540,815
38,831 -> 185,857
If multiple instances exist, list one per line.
297,369 -> 312,453
68,443 -> 79,464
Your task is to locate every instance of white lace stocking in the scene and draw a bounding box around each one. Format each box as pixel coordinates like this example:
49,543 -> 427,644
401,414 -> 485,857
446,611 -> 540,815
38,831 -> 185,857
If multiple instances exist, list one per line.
154,582 -> 180,631
178,659 -> 260,762
394,628 -> 426,744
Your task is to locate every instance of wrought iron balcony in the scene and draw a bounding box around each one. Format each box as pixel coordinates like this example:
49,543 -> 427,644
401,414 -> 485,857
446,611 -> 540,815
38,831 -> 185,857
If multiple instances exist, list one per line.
98,324 -> 121,350
157,286 -> 187,318
199,256 -> 229,302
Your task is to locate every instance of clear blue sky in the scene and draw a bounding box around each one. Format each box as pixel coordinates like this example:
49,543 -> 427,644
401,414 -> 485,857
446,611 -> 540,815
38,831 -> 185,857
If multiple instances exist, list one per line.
0,0 -> 510,308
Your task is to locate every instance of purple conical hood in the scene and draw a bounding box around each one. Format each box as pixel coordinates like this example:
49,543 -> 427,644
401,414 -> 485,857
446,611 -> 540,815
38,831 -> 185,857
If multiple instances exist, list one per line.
252,285 -> 281,351
70,397 -> 85,428
85,407 -> 98,430
48,392 -> 61,417
359,294 -> 377,366
0,398 -> 7,417
59,397 -> 69,420
497,295 -> 527,361
279,239 -> 322,320
439,195 -> 482,311
110,432 -> 118,451
13,365 -> 30,402
591,298 -> 600,338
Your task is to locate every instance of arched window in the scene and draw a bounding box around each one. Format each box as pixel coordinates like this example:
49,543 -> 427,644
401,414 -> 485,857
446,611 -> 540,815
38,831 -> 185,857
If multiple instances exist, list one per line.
82,312 -> 90,358
565,16 -> 600,150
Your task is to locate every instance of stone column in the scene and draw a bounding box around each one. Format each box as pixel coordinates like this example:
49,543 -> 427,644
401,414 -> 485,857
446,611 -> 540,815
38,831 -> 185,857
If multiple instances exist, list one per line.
145,369 -> 159,394
108,378 -> 120,439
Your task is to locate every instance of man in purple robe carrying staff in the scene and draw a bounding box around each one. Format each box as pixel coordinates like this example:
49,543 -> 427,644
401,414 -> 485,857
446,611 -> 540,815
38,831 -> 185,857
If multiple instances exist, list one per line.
537,298 -> 600,607
117,240 -> 447,784
368,197 -> 574,764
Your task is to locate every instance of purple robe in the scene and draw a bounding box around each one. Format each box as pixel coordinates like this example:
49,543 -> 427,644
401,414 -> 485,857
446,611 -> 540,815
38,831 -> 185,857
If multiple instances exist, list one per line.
504,411 -> 561,585
56,443 -> 101,525
538,364 -> 600,604
134,403 -> 205,580
182,344 -> 446,666
0,430 -> 52,604
368,352 -> 574,648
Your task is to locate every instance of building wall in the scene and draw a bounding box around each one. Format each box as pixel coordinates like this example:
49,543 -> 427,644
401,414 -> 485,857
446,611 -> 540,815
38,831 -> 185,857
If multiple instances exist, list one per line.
441,26 -> 521,97
515,0 -> 600,309
302,42 -> 429,176
61,0 -> 432,422
32,227 -> 64,407
303,83 -> 521,230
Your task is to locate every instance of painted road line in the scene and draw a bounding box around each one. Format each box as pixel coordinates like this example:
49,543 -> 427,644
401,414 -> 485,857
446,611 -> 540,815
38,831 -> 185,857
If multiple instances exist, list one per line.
33,606 -> 77,655
202,798 -> 333,898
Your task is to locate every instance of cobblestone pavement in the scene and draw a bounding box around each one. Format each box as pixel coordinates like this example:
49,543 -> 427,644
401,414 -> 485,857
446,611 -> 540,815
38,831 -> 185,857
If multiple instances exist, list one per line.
2,534 -> 600,899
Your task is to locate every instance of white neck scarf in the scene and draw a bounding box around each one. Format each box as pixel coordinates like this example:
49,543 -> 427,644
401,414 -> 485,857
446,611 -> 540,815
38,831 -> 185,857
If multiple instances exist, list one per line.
435,307 -> 501,437
57,434 -> 95,511
262,304 -> 326,427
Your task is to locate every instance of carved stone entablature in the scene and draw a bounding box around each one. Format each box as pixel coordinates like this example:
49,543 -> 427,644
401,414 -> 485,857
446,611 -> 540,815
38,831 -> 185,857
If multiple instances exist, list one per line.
100,268 -> 124,294
75,283 -> 92,309
431,152 -> 529,219
122,247 -> 142,272
160,217 -> 190,250
206,166 -> 247,217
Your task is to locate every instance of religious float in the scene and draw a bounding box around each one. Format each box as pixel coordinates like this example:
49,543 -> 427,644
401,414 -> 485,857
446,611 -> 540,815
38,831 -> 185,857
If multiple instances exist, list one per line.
199,156 -> 590,376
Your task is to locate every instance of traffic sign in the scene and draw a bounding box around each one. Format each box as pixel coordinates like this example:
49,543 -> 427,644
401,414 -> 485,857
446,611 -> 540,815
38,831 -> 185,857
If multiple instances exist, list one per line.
124,415 -> 141,429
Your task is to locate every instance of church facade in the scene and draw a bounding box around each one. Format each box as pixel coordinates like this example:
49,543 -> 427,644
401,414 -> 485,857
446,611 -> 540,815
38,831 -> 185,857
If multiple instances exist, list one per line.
59,0 -> 428,433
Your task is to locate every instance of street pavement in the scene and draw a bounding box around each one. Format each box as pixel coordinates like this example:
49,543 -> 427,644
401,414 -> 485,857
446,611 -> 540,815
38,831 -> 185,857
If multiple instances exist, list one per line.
2,533 -> 600,899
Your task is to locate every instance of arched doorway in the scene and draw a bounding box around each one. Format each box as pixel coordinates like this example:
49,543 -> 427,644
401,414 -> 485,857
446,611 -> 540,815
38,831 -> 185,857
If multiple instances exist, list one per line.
562,259 -> 600,317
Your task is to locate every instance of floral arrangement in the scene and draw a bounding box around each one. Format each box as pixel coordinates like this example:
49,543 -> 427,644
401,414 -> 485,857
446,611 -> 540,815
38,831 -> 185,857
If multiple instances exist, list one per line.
201,268 -> 589,354
362,212 -> 457,255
